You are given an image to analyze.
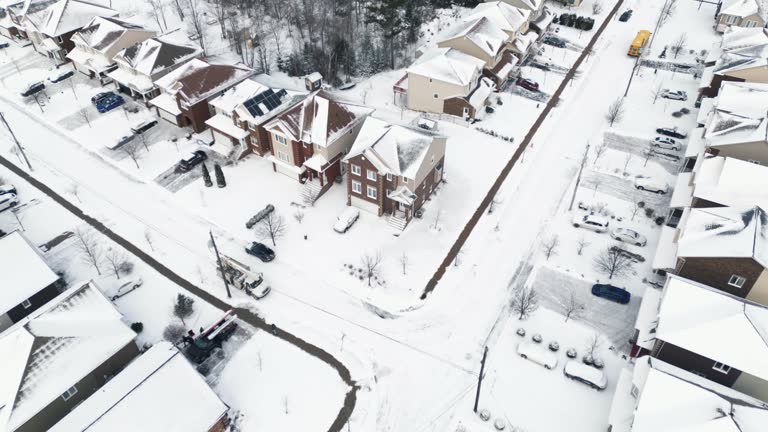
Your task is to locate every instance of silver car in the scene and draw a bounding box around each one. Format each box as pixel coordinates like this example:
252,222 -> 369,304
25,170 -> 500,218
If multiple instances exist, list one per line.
661,89 -> 687,101
653,136 -> 681,150
611,228 -> 647,246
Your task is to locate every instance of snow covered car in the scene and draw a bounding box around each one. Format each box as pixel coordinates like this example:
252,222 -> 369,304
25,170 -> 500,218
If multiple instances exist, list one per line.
48,68 -> 74,83
107,133 -> 135,150
610,228 -> 647,246
0,184 -> 16,196
334,207 -> 360,233
572,214 -> 609,233
655,127 -> 686,139
130,118 -> 158,134
660,89 -> 687,101
634,177 -> 669,194
111,278 -> 143,301
177,150 -> 207,172
0,193 -> 18,212
517,341 -> 558,370
653,136 -> 681,150
96,94 -> 125,113
564,361 -> 608,390
591,284 -> 631,304
19,81 -> 44,97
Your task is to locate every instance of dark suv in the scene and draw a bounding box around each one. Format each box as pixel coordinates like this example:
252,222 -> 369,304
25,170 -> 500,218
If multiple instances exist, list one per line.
245,242 -> 275,262
591,284 -> 631,304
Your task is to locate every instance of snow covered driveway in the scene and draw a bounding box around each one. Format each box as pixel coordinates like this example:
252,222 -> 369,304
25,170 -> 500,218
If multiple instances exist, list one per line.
581,169 -> 672,210
603,131 -> 683,174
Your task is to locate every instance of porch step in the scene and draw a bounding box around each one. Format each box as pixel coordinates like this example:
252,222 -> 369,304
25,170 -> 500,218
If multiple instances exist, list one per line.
387,215 -> 408,231
301,180 -> 323,202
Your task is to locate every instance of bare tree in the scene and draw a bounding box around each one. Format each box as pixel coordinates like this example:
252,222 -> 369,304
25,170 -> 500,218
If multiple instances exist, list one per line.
510,287 -> 539,320
147,0 -> 168,31
660,0 -> 678,27
172,0 -> 185,19
631,201 -> 645,221
212,0 -> 228,37
623,153 -> 632,174
79,109 -> 91,128
121,140 -> 143,169
69,184 -> 82,203
399,252 -> 409,275
605,98 -> 625,127
186,0 -> 208,55
593,245 -> 635,279
432,207 -> 442,230
293,209 -> 305,224
73,228 -> 104,275
585,333 -> 604,358
576,236 -> 590,255
163,323 -> 186,344
488,195 -> 501,214
671,33 -> 688,59
144,228 -> 155,251
11,208 -> 24,231
360,251 -> 382,287
650,83 -> 664,105
592,1 -> 604,15
592,141 -> 607,165
592,177 -> 602,197
257,212 -> 287,246
553,287 -> 586,322
541,235 -> 560,260
104,248 -> 129,279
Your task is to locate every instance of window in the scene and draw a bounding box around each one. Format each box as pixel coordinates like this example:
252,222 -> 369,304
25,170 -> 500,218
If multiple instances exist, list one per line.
728,275 -> 746,288
351,164 -> 361,175
367,186 -> 377,199
386,189 -> 392,197
745,20 -> 757,28
431,155 -> 434,165
630,385 -> 640,398
21,299 -> 31,309
747,159 -> 761,165
61,386 -> 78,401
274,134 -> 287,145
402,177 -> 408,184
352,180 -> 362,194
277,151 -> 289,162
712,362 -> 731,374
433,93 -> 439,99
367,170 -> 377,181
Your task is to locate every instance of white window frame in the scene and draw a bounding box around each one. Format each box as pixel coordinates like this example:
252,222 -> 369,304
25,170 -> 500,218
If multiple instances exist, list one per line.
274,134 -> 287,145
402,177 -> 408,184
61,385 -> 78,401
745,20 -> 757,28
352,180 -> 362,194
277,150 -> 290,162
367,185 -> 377,199
351,164 -> 361,176
728,275 -> 746,288
386,173 -> 392,181
712,362 -> 731,374
630,385 -> 639,398
21,299 -> 31,309
367,170 -> 377,181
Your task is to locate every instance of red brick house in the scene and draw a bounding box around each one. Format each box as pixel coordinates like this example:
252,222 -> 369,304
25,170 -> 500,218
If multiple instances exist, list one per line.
342,117 -> 446,230
262,90 -> 373,199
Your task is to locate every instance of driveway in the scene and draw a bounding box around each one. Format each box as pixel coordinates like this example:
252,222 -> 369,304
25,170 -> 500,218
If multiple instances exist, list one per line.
581,170 -> 671,211
154,150 -> 229,192
603,131 -> 683,174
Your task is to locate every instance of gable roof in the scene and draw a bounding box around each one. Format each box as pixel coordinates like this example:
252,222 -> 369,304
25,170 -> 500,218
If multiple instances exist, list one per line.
0,281 -> 136,431
153,59 -> 254,105
407,47 -> 485,86
24,0 -> 117,37
0,231 -> 59,317
114,35 -> 201,77
720,0 -> 767,20
70,16 -> 151,53
678,156 -> 768,209
439,16 -> 508,58
466,1 -> 530,34
655,275 -> 768,381
49,342 -> 228,432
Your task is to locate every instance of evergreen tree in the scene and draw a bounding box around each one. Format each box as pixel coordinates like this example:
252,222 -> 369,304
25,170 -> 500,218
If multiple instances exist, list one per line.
201,162 -> 212,187
365,0 -> 407,68
173,294 -> 194,325
214,163 -> 226,188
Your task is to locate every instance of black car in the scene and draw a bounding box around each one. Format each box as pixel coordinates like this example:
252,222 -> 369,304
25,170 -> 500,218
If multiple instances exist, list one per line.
90,91 -> 115,105
0,42 -> 9,49
177,150 -> 207,172
130,118 -> 158,134
20,81 -> 44,97
656,127 -> 687,139
542,36 -> 566,48
591,284 -> 631,305
619,10 -> 633,22
245,241 -> 275,262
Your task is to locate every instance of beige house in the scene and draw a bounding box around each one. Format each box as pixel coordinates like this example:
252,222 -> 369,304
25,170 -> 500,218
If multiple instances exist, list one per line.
67,17 -> 155,85
495,0 -> 544,19
716,0 -> 767,33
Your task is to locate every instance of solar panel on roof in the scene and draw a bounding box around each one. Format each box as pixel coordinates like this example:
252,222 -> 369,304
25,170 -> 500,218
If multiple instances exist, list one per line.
243,89 -> 288,117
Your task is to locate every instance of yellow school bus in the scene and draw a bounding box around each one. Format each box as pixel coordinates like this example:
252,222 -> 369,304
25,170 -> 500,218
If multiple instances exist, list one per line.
628,30 -> 651,57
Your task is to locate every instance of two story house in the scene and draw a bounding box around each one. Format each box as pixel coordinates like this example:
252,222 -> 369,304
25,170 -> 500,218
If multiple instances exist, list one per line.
0,281 -> 139,432
205,79 -> 300,159
262,91 -> 373,198
108,34 -> 202,103
496,0 -> 544,20
149,59 -> 253,133
715,0 -> 767,33
0,0 -> 55,40
49,342 -> 229,432
23,0 -> 117,65
0,231 -> 64,334
343,117 -> 446,229
66,16 -> 155,85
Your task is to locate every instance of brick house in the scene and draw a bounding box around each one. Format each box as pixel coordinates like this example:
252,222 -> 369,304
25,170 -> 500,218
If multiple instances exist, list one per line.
262,90 -> 373,199
0,281 -> 139,432
342,117 -> 446,230
149,59 -> 253,133
0,231 -> 65,334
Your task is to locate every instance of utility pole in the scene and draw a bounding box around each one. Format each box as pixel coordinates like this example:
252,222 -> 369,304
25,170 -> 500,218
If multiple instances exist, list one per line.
648,0 -> 670,51
209,230 -> 232,298
473,346 -> 489,413
568,143 -> 591,212
0,112 -> 32,171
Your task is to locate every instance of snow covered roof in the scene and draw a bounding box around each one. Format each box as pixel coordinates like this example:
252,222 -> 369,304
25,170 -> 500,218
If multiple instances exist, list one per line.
720,26 -> 768,56
24,0 -> 117,38
0,281 -> 136,431
407,48 -> 484,86
512,0 -> 542,12
468,77 -> 495,109
209,79 -> 300,126
114,35 -> 202,78
652,226 -> 679,271
439,16 -> 509,58
720,0 -> 766,20
205,114 -> 249,140
154,59 -> 254,105
676,205 -> 768,266
710,81 -> 768,118
345,117 -> 441,179
8,0 -> 55,19
696,157 -> 768,206
148,92 -> 180,116
209,79 -> 269,113
264,91 -> 373,147
465,1 -> 530,34
49,342 -> 228,432
633,287 -> 663,350
631,356 -> 768,432
655,275 -> 768,381
512,30 -> 537,54
0,231 -> 59,316
714,51 -> 768,76
70,16 -> 152,54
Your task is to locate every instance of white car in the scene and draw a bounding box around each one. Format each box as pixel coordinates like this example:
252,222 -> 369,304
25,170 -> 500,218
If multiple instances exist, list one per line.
517,341 -> 558,370
564,361 -> 608,390
0,184 -> 16,196
611,228 -> 647,246
111,278 -> 143,301
634,177 -> 669,194
653,136 -> 681,150
0,193 -> 18,212
661,89 -> 687,101
334,207 -> 360,233
572,214 -> 609,233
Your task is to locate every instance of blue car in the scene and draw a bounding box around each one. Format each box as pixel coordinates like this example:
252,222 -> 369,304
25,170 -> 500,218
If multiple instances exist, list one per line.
96,94 -> 125,113
0,42 -> 9,49
591,284 -> 631,305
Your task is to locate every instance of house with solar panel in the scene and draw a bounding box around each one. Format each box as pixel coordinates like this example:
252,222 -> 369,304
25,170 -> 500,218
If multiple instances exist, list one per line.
205,79 -> 302,159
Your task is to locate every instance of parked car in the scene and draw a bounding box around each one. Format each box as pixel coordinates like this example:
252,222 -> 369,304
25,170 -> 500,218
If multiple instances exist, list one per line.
618,9 -> 633,22
660,89 -> 687,101
417,118 -> 437,131
564,361 -> 608,390
96,94 -> 125,113
48,68 -> 74,83
517,77 -> 540,91
130,118 -> 158,134
653,136 -> 681,150
0,184 -> 16,196
245,241 -> 275,262
19,81 -> 44,97
245,204 -> 275,228
634,177 -> 669,194
572,214 -> 609,233
334,207 -> 360,233
0,193 -> 18,212
91,91 -> 115,105
610,228 -> 647,246
591,284 -> 631,304
111,278 -> 143,301
0,42 -> 9,49
177,150 -> 207,172
107,133 -> 135,150
517,341 -> 558,370
656,127 -> 687,139
542,36 -> 566,48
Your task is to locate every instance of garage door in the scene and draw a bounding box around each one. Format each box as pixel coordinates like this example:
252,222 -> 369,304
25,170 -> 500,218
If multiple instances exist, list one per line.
211,129 -> 234,146
157,107 -> 179,125
351,196 -> 380,215
274,161 -> 300,180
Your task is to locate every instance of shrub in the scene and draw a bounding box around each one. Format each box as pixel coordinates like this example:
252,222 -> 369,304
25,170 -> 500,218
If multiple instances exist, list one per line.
131,322 -> 144,333
645,207 -> 655,218
655,216 -> 665,226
